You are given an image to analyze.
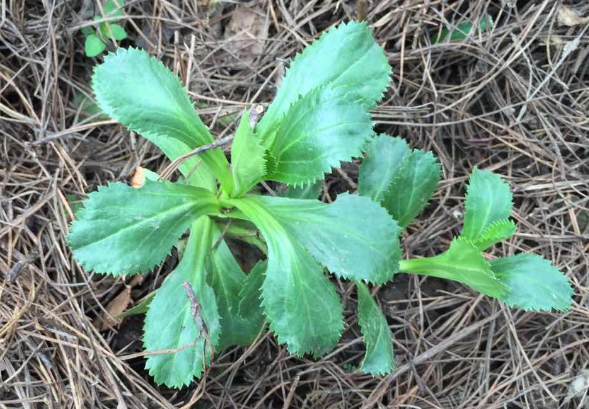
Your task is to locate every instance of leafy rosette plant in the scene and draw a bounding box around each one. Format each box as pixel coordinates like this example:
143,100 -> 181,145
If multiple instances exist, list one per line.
68,22 -> 573,388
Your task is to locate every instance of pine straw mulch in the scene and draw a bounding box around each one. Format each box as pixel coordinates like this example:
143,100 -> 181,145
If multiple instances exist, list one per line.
1,0 -> 589,408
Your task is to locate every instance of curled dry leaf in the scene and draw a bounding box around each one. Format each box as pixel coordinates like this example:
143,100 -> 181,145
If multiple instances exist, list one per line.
222,7 -> 269,68
130,166 -> 147,188
557,6 -> 589,27
96,275 -> 144,330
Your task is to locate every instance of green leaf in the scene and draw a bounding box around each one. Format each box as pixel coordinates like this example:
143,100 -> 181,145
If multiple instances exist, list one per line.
432,15 -> 494,43
68,180 -> 219,276
103,0 -> 125,17
359,135 -> 440,228
252,194 -> 401,284
92,48 -> 233,193
85,34 -> 106,57
227,196 -> 343,356
100,23 -> 127,41
399,238 -> 507,298
358,135 -> 410,203
238,260 -> 266,317
230,110 -> 267,197
473,219 -> 516,251
383,151 -> 440,228
490,254 -> 573,312
357,282 -> 394,375
208,227 -> 265,350
81,26 -> 95,37
265,86 -> 373,186
144,217 -> 220,388
278,180 -> 323,200
257,21 -> 390,140
462,168 -> 513,241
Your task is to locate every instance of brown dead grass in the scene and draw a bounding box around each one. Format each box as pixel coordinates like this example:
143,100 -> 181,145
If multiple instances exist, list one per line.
1,0 -> 589,408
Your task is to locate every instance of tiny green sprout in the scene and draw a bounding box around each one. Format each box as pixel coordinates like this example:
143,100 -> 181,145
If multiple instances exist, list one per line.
67,21 -> 573,388
82,0 -> 128,57
432,15 -> 494,43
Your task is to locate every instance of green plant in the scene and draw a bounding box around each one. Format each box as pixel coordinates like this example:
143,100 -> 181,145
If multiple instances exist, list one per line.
431,15 -> 494,43
68,22 -> 573,388
81,0 -> 128,57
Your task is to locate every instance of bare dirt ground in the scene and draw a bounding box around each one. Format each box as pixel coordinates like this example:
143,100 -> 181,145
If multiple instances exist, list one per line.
1,0 -> 589,408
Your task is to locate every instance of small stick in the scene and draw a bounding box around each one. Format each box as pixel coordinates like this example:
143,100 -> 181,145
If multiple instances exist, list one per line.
181,282 -> 214,360
159,135 -> 233,180
6,250 -> 39,282
357,0 -> 367,22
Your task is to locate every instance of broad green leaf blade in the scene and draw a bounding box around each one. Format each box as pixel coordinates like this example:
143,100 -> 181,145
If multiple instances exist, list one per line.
359,135 -> 440,228
490,254 -> 573,312
278,180 -> 322,200
100,23 -> 127,41
144,217 -> 221,388
227,196 -> 343,356
258,21 -> 390,140
208,227 -> 265,350
357,282 -> 394,375
85,34 -> 106,57
462,168 -> 513,241
92,48 -> 233,193
383,150 -> 440,228
230,110 -> 267,197
239,260 -> 266,317
252,194 -> 401,284
358,135 -> 410,203
68,180 -> 219,276
399,238 -> 507,298
473,219 -> 516,251
265,86 -> 373,186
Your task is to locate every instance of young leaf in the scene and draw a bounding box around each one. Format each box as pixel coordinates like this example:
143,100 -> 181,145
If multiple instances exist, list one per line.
250,194 -> 401,284
81,26 -> 95,37
68,180 -> 219,275
92,48 -> 233,193
358,135 -> 410,203
144,217 -> 220,388
432,15 -> 494,43
278,180 -> 322,200
399,238 -> 507,298
227,196 -> 343,356
359,135 -> 440,228
103,0 -> 125,17
208,227 -> 265,350
85,34 -> 106,57
257,21 -> 390,139
265,86 -> 373,186
462,168 -> 513,241
100,23 -> 127,41
490,254 -> 573,312
238,260 -> 266,318
230,110 -> 267,197
383,150 -> 441,228
357,282 -> 394,375
473,219 -> 516,251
